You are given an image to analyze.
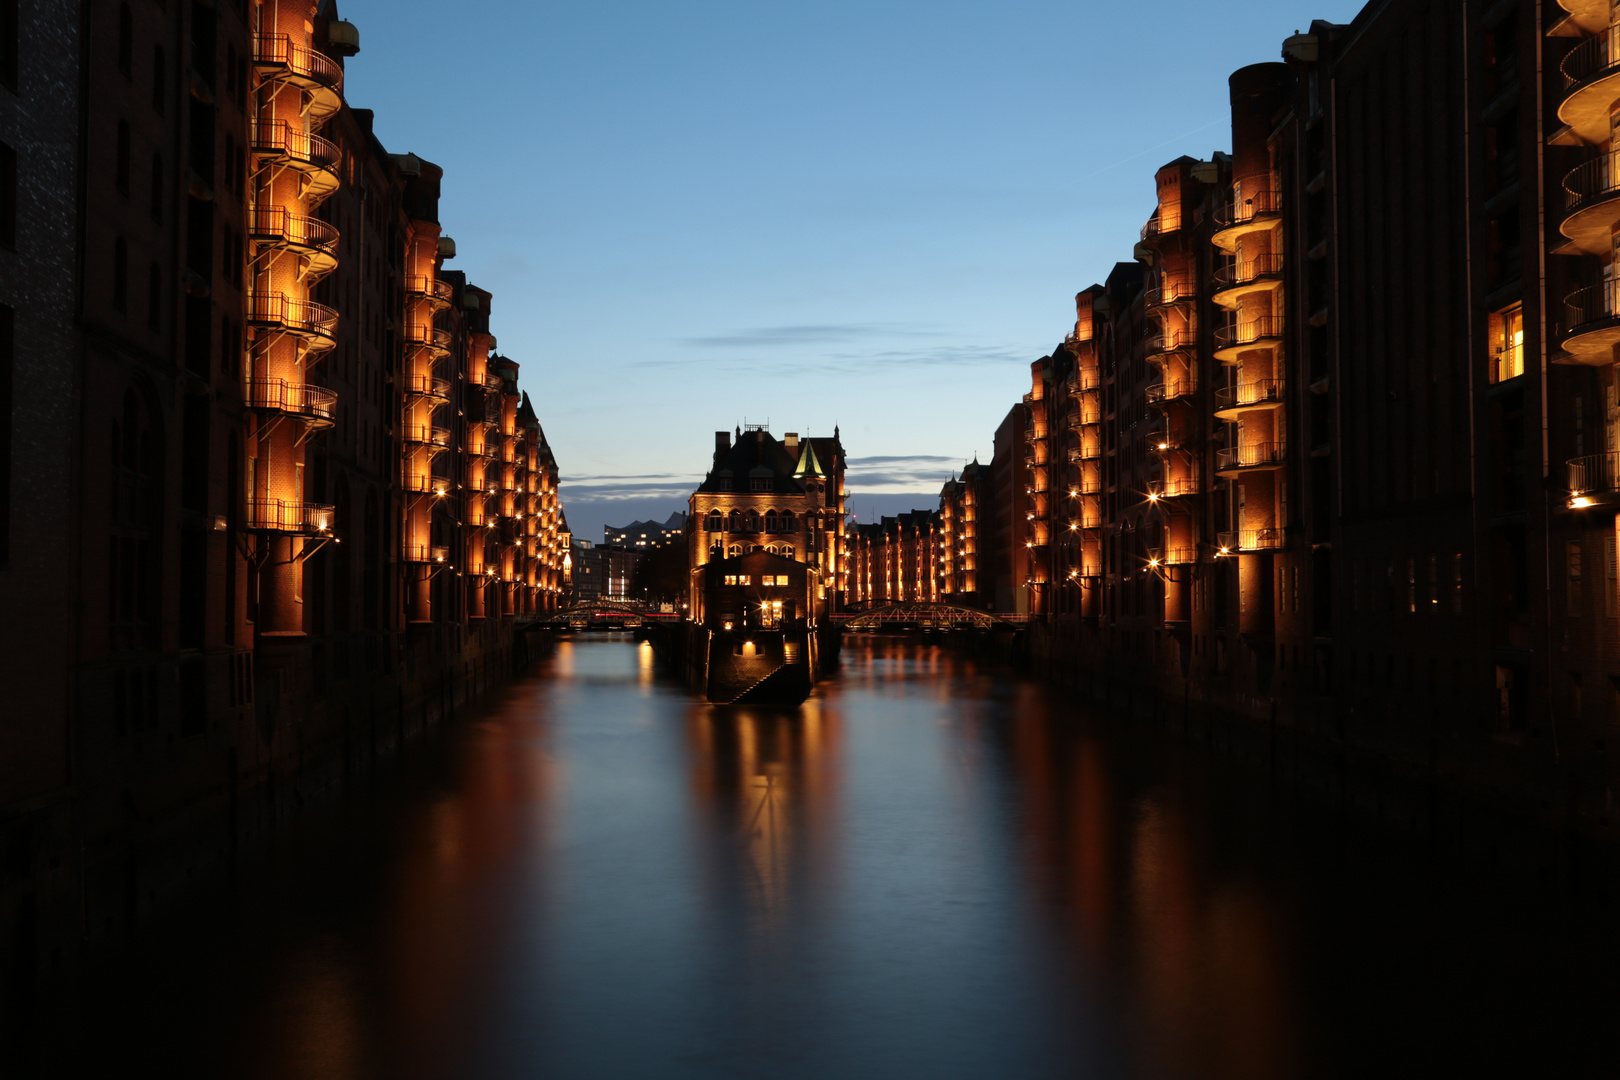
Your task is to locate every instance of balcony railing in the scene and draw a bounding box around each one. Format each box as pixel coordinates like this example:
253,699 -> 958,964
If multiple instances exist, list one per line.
1145,279 -> 1193,308
402,425 -> 451,448
1569,452 -> 1620,495
1214,379 -> 1284,410
1161,548 -> 1198,565
1216,528 -> 1283,552
1217,441 -> 1286,470
250,119 -> 341,176
1213,188 -> 1281,228
1067,368 -> 1100,393
1144,328 -> 1196,355
1157,475 -> 1200,497
247,206 -> 339,258
1212,253 -> 1285,288
404,374 -> 452,400
404,544 -> 451,563
253,33 -> 344,95
1563,152 -> 1620,212
406,276 -> 455,304
245,378 -> 336,422
1561,29 -> 1620,90
1144,379 -> 1196,406
1565,280 -> 1620,337
405,323 -> 453,351
1068,443 -> 1102,462
246,291 -> 339,341
246,499 -> 334,534
401,473 -> 449,495
1216,316 -> 1284,348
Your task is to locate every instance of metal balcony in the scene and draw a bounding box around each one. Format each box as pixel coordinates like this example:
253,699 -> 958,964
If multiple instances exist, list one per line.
1144,327 -> 1195,359
1214,316 -> 1284,361
1216,441 -> 1286,475
406,275 -> 455,307
401,473 -> 450,495
1145,278 -> 1193,309
253,33 -> 343,120
1144,379 -> 1196,408
1211,188 -> 1281,251
1561,152 -> 1620,256
402,425 -> 451,449
1213,379 -> 1285,418
1153,475 -> 1201,498
405,323 -> 453,355
1568,451 -> 1620,507
404,374 -> 452,400
1561,280 -> 1620,364
250,120 -> 340,202
1221,528 -> 1281,552
244,378 -> 336,427
1559,31 -> 1620,146
404,544 -> 451,563
247,207 -> 339,277
246,292 -> 338,353
1212,253 -> 1284,307
1067,368 -> 1101,394
245,499 -> 335,534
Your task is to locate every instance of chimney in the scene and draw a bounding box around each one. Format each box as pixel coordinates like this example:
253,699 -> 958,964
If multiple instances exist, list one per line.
784,432 -> 799,454
714,430 -> 731,463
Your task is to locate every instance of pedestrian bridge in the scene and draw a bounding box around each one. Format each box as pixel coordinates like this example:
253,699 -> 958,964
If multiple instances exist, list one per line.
836,601 -> 1010,630
522,599 -> 671,630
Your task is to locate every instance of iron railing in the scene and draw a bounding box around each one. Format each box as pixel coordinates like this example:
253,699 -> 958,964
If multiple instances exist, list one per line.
245,499 -> 334,533
1569,452 -> 1620,494
244,378 -> 336,421
1215,316 -> 1284,348
246,206 -> 339,257
1217,441 -> 1286,470
253,33 -> 344,94
1213,253 -> 1285,288
1215,379 -> 1285,410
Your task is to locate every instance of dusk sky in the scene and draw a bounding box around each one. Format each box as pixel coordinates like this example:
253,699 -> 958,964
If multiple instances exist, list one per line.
341,0 -> 1363,542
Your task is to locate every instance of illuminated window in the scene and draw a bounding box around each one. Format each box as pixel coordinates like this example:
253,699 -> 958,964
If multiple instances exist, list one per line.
1488,304 -> 1523,383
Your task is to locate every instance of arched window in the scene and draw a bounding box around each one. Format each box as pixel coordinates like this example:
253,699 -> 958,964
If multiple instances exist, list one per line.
705,510 -> 722,532
115,121 -> 130,193
117,5 -> 133,75
766,545 -> 779,555
782,546 -> 795,559
745,510 -> 760,532
728,509 -> 742,532
728,544 -> 742,558
765,510 -> 779,532
780,511 -> 796,533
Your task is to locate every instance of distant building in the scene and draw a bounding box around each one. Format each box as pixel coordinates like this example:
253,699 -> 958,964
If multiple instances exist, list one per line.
849,511 -> 941,605
687,426 -> 847,624
604,513 -> 687,548
569,540 -> 605,603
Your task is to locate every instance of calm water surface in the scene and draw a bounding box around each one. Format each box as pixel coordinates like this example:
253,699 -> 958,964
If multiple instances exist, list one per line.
13,635 -> 1620,1078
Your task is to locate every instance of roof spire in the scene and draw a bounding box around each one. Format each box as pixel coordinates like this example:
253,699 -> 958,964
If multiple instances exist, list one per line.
793,438 -> 825,478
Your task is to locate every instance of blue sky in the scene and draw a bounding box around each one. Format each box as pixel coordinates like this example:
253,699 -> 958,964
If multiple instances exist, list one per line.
340,0 -> 1366,541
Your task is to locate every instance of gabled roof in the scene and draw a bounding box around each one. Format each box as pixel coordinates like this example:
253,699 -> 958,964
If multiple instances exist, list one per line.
695,429 -> 809,495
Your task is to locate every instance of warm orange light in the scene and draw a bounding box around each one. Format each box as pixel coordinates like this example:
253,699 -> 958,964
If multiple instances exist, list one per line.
1572,495 -> 1594,508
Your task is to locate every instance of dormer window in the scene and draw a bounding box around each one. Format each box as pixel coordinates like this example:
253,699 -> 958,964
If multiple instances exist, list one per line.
751,478 -> 772,491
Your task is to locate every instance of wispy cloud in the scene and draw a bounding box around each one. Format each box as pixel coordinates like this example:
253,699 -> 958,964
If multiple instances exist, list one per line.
845,453 -> 967,493
678,323 -> 940,349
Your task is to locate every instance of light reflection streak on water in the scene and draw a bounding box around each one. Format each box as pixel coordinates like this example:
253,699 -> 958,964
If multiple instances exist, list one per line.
17,633 -> 1620,1080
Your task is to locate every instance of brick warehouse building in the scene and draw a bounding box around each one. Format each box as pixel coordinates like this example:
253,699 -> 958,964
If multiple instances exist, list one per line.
960,0 -> 1620,835
0,0 -> 570,975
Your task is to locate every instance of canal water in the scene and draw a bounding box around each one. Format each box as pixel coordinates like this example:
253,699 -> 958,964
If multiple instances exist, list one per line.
11,634 -> 1620,1078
